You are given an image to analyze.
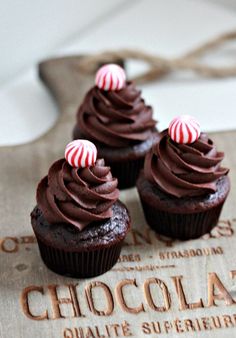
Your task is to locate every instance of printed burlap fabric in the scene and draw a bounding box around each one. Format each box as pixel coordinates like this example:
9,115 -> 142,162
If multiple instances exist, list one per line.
0,56 -> 236,338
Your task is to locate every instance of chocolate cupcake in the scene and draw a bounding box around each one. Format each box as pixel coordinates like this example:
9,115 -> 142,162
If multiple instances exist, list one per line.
137,115 -> 230,240
31,140 -> 130,277
73,64 -> 158,189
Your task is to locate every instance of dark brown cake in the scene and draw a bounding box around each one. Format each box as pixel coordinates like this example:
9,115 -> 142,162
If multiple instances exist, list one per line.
73,64 -> 158,189
31,201 -> 130,277
137,120 -> 230,240
30,141 -> 131,277
137,172 -> 230,239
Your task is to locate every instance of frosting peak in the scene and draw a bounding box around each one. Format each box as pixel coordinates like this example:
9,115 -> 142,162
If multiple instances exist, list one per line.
77,82 -> 156,147
37,158 -> 119,230
144,130 -> 229,198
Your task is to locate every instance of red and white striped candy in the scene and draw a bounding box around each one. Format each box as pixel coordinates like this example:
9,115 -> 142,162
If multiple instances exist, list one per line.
168,115 -> 200,144
65,140 -> 97,168
95,64 -> 126,91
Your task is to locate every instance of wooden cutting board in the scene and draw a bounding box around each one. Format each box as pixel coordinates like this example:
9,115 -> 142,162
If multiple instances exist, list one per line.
0,56 -> 235,338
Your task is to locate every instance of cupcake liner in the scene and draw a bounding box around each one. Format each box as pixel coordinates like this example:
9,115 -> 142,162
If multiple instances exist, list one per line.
107,157 -> 144,189
72,127 -> 157,190
140,198 -> 224,240
36,237 -> 122,278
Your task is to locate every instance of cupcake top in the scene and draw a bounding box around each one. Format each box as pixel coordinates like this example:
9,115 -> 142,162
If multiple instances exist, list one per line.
144,115 -> 229,198
37,140 -> 119,230
76,64 -> 156,148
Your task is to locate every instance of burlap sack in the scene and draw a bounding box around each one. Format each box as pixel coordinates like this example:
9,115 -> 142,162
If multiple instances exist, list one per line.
0,56 -> 235,338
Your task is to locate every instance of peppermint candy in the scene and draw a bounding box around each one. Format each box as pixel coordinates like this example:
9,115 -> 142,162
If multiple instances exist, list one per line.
168,115 -> 201,144
95,64 -> 126,91
65,140 -> 97,168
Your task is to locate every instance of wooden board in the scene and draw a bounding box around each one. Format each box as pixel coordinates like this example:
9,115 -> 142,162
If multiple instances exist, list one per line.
0,56 -> 236,338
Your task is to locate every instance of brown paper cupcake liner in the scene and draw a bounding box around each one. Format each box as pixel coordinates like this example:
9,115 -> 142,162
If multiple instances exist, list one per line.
72,127 -> 158,190
36,237 -> 122,278
107,157 -> 144,189
140,198 -> 224,240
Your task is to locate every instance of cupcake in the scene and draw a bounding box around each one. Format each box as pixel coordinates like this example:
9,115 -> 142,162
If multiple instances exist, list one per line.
31,140 -> 131,277
137,115 -> 230,240
73,64 -> 158,189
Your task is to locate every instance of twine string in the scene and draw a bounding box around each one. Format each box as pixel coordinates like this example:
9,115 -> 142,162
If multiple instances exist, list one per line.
78,30 -> 236,84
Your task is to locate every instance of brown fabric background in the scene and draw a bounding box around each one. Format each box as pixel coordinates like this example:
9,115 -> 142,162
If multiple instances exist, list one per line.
0,56 -> 235,338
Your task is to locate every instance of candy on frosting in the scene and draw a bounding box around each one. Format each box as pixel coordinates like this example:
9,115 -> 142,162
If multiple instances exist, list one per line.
95,64 -> 126,91
77,82 -> 156,147
37,158 -> 119,230
168,115 -> 200,144
65,140 -> 97,168
144,129 -> 228,198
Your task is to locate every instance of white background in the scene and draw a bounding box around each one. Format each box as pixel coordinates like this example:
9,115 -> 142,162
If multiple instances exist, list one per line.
0,0 -> 236,145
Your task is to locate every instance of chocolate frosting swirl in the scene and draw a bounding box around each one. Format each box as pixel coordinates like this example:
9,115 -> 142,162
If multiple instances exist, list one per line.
144,130 -> 229,198
37,158 -> 119,230
77,82 -> 156,147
